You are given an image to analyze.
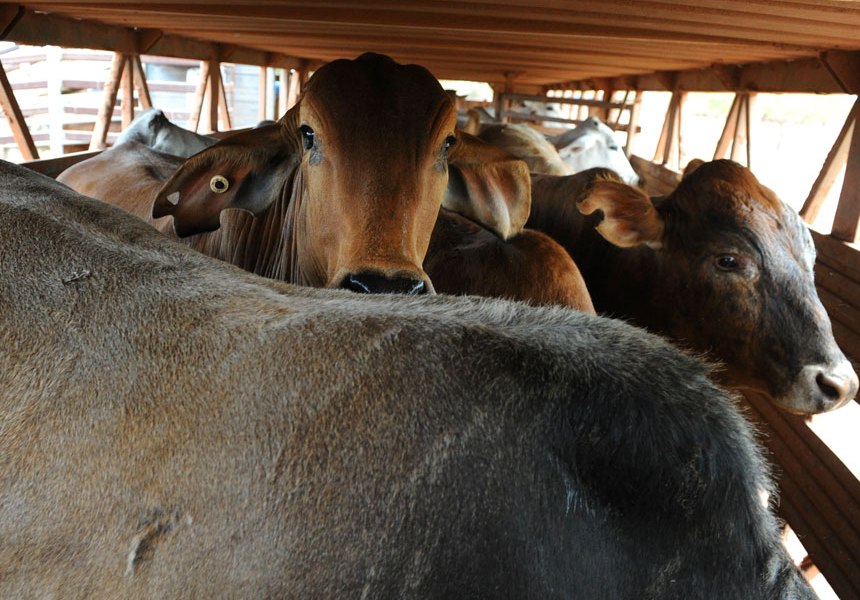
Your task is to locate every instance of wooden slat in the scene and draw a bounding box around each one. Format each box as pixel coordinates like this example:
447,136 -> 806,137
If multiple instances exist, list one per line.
812,231 -> 860,282
714,93 -> 741,160
207,60 -> 220,133
0,58 -> 38,160
744,393 -> 860,599
89,52 -> 124,151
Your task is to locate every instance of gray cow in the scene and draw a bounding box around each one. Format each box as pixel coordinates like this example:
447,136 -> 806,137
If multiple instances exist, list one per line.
1,161 -> 812,598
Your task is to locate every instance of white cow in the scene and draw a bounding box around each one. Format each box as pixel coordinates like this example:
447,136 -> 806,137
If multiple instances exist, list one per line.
549,116 -> 640,185
115,109 -> 217,158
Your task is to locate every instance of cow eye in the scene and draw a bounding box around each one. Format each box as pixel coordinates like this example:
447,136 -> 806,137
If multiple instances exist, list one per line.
444,135 -> 457,150
299,125 -> 315,150
608,144 -> 620,151
715,255 -> 740,271
209,175 -> 229,193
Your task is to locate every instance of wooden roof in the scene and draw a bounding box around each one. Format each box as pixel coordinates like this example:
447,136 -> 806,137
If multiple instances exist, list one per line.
3,2 -> 860,93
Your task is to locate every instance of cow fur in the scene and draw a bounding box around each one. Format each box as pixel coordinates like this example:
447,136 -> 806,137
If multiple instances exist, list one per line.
0,160 -> 814,598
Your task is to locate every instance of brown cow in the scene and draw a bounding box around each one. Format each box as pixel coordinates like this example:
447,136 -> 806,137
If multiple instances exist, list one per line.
527,161 -> 859,414
1,159 -> 813,598
59,53 -> 532,295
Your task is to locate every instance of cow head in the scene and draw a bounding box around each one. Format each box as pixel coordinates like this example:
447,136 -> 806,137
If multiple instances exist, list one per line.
579,159 -> 858,414
152,53 -> 530,293
551,117 -> 640,186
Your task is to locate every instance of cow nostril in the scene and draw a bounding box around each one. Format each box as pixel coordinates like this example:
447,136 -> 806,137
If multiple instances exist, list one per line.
815,370 -> 853,404
341,273 -> 427,295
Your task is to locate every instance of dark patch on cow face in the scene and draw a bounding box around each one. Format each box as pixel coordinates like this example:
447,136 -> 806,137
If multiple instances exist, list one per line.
295,54 -> 457,290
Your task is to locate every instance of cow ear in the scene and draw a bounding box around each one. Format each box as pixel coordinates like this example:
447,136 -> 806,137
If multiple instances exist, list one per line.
443,131 -> 531,240
682,158 -> 706,178
577,180 -> 665,249
152,118 -> 300,237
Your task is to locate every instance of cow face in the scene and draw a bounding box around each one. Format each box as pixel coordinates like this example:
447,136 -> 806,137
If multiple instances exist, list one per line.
580,160 -> 858,414
153,53 -> 530,294
552,117 -> 640,186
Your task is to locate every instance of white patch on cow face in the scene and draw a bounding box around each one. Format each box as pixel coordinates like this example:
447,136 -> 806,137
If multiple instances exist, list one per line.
166,191 -> 180,205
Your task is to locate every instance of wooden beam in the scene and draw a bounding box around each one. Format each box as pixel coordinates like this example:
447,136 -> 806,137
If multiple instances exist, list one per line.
801,100 -> 858,224
0,58 -> 37,160
132,55 -> 152,110
277,68 -> 289,120
121,55 -> 135,129
0,5 -> 24,40
190,61 -> 209,133
1,9 -> 300,69
820,51 -> 860,95
730,93 -> 753,168
832,109 -> 860,242
89,53 -> 125,151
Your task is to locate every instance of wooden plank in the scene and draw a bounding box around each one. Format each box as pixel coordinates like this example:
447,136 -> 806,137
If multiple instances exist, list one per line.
816,286 -> 860,342
812,230 -> 860,282
218,70 -> 232,131
277,68 -> 288,120
832,112 -> 860,242
801,100 -> 857,224
120,55 -> 135,129
625,91 -> 642,156
21,150 -> 100,178
89,53 -> 124,151
729,93 -> 752,167
0,54 -> 38,160
132,55 -> 153,110
257,66 -> 267,123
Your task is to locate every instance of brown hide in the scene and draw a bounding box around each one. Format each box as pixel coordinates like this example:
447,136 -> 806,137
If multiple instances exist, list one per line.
0,159 -> 813,599
528,162 -> 859,414
149,53 -> 530,291
426,209 -> 594,312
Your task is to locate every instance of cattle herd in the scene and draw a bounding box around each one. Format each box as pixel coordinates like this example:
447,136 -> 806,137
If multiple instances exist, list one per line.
2,51 -> 854,597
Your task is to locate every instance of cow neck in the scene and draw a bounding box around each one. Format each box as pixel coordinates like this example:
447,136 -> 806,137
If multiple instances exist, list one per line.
527,190 -> 666,328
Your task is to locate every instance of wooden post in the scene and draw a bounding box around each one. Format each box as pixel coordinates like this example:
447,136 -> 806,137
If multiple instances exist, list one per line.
89,52 -> 125,151
832,104 -> 860,242
714,94 -> 741,160
190,60 -> 209,133
277,68 -> 289,119
121,54 -> 135,130
653,90 -> 685,169
265,67 -> 276,120
208,60 -> 220,133
286,69 -> 301,111
0,57 -> 38,160
625,91 -> 642,157
258,66 -> 268,122
714,93 -> 754,167
218,66 -> 232,130
132,55 -> 152,110
800,99 -> 858,224
46,47 -> 63,156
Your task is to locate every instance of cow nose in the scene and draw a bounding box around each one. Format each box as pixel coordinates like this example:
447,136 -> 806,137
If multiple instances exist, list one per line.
815,366 -> 859,406
342,272 -> 428,295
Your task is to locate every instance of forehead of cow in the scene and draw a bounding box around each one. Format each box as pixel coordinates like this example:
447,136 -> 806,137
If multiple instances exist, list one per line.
301,53 -> 454,141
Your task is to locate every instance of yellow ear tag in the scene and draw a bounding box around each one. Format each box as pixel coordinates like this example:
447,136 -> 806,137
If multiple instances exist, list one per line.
210,175 -> 230,193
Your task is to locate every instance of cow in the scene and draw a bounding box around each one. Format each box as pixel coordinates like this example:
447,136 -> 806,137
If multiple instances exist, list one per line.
549,116 -> 640,185
0,158 -> 814,598
463,117 -> 571,176
57,139 -> 594,312
61,53 -> 533,295
114,108 -> 218,158
526,161 -> 859,415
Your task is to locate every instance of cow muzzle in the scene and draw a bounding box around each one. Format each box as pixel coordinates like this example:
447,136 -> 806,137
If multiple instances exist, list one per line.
783,360 -> 859,414
340,271 -> 430,295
